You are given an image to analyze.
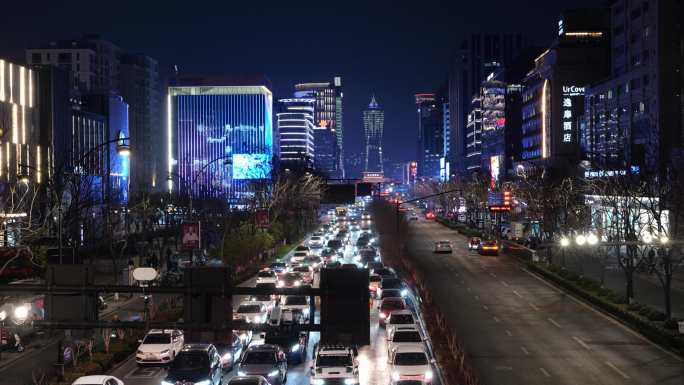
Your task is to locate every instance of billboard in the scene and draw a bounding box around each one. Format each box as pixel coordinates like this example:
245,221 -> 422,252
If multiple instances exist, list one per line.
182,222 -> 201,250
232,154 -> 271,180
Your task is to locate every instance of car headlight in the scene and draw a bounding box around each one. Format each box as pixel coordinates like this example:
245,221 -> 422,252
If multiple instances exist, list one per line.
391,371 -> 400,381
401,289 -> 408,297
277,280 -> 284,287
303,308 -> 310,315
137,350 -> 144,355
312,379 -> 325,385
425,370 -> 433,380
222,352 -> 232,362
13,305 -> 29,321
194,380 -> 210,385
160,349 -> 170,355
240,333 -> 248,341
237,371 -> 247,376
291,343 -> 301,352
344,379 -> 358,385
268,369 -> 280,377
294,280 -> 301,287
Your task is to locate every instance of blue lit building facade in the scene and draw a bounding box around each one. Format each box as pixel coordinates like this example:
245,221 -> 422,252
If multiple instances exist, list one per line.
167,85 -> 273,202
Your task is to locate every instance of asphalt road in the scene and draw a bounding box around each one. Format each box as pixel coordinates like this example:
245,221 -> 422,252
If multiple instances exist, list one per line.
405,216 -> 684,385
110,229 -> 441,385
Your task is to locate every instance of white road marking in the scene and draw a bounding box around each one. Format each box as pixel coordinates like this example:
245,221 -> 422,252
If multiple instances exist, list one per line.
521,347 -> 530,355
539,368 -> 551,377
605,361 -> 631,380
512,290 -> 523,298
483,305 -> 489,310
493,316 -> 501,323
501,280 -> 509,287
529,303 -> 540,311
548,317 -> 562,328
505,330 -> 513,337
573,336 -> 591,350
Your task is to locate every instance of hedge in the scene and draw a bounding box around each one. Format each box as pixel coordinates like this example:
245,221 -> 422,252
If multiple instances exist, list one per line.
527,262 -> 684,357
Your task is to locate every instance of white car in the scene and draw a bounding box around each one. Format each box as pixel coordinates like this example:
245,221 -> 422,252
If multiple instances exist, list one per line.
249,294 -> 276,311
281,295 -> 310,320
234,302 -> 269,324
72,376 -> 124,385
386,309 -> 418,337
389,345 -> 434,384
387,326 -> 424,359
292,251 -> 308,263
433,240 -> 453,253
308,236 -> 324,248
135,329 -> 184,365
311,345 -> 359,385
256,270 -> 278,285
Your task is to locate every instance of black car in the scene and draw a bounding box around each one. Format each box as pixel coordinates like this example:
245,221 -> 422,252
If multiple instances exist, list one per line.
164,344 -> 223,385
227,376 -> 272,385
264,329 -> 308,364
327,239 -> 343,251
372,267 -> 396,279
215,332 -> 246,371
356,236 -> 369,248
358,249 -> 379,265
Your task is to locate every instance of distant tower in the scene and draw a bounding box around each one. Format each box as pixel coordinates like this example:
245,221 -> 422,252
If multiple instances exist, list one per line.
363,95 -> 384,173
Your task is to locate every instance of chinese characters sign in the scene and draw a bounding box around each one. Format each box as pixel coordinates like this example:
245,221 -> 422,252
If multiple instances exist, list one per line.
561,85 -> 585,144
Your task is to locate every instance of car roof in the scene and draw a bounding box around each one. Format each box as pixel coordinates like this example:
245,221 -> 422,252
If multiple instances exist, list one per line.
246,343 -> 280,352
72,376 -> 115,385
389,309 -> 413,316
238,301 -> 263,308
393,344 -> 427,354
393,325 -> 420,332
317,345 -> 353,355
181,343 -> 212,352
228,376 -> 268,385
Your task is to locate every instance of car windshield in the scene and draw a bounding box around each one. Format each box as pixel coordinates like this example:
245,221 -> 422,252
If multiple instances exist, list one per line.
238,305 -> 262,313
382,300 -> 405,311
390,314 -> 414,324
382,279 -> 402,289
284,273 -> 301,281
252,295 -> 271,302
392,331 -> 422,342
171,351 -> 209,371
369,275 -> 381,282
381,289 -> 402,299
270,263 -> 286,269
374,268 -> 393,277
294,252 -> 307,256
311,236 -> 321,241
143,333 -> 171,344
316,354 -> 352,367
293,267 -> 309,273
328,240 -> 342,247
243,351 -> 277,365
285,296 -> 307,305
229,378 -> 261,385
258,271 -> 274,277
394,352 -> 427,365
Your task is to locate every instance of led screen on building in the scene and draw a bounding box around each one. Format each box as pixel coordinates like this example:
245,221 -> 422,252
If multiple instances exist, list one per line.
232,153 -> 271,180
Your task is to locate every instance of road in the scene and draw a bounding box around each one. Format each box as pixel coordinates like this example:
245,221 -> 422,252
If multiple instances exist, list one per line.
404,216 -> 684,385
110,229 -> 442,385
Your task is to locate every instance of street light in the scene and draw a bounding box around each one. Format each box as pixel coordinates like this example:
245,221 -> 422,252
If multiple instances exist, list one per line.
587,233 -> 599,246
575,234 -> 587,246
659,235 -> 669,244
560,237 -> 570,247
117,143 -> 131,157
17,173 -> 30,184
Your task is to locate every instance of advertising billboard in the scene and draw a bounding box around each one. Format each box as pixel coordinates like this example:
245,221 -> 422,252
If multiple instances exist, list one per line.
232,154 -> 271,180
181,222 -> 201,250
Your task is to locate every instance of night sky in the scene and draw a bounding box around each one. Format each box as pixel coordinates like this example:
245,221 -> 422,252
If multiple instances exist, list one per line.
1,0 -> 598,177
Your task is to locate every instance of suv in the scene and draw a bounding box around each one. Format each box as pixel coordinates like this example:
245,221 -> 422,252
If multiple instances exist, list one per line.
389,345 -> 434,384
136,329 -> 184,365
215,331 -> 246,371
281,295 -> 310,320
387,325 -> 424,358
264,310 -> 308,363
379,298 -> 407,326
310,345 -> 359,385
385,310 -> 418,337
257,270 -> 277,285
163,344 -> 223,385
237,344 -> 288,385
234,302 -> 269,324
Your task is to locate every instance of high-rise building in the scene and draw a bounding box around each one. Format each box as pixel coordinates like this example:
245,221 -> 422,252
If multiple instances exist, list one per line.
167,76 -> 273,202
363,95 -> 384,173
277,98 -> 315,169
521,9 -> 610,173
313,126 -> 338,178
582,0 -> 683,173
294,77 -> 344,177
120,53 -> 162,193
415,93 -> 442,178
479,79 -> 506,179
465,95 -> 483,172
448,33 -> 527,175
0,59 -> 41,185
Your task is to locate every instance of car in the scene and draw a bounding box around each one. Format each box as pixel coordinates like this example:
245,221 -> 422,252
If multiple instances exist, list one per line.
378,289 -> 403,303
478,240 -> 500,256
278,272 -> 304,288
372,267 -> 397,278
387,326 -> 424,359
291,266 -> 313,285
327,239 -> 343,251
313,231 -> 325,238
362,213 -> 371,220
256,282 -> 278,301
237,344 -> 288,385
369,274 -> 382,298
433,241 -> 453,254
281,295 -> 310,319
215,331 -> 246,371
357,248 -> 380,266
72,376 -> 123,385
424,211 -> 435,220
409,213 -> 419,221
294,245 -> 310,254
234,302 -> 269,324
468,237 -> 481,250
257,270 -> 278,285
264,316 -> 308,363
320,248 -> 337,261
377,277 -> 404,300
136,329 -> 184,365
379,298 -> 407,326
303,255 -> 323,270
388,345 -> 434,384
341,263 -> 358,269
292,251 -> 308,263
386,310 -> 418,337
269,262 -> 287,274
249,294 -> 276,311
308,236 -> 324,248
226,375 -> 272,385
163,344 -> 223,385
325,260 -> 342,269
310,345 -> 359,385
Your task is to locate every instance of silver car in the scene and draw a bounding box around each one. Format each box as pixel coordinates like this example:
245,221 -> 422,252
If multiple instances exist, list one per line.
237,344 -> 288,385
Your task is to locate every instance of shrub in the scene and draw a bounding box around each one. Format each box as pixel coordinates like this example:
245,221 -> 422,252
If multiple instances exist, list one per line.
567,272 -> 580,281
663,318 -> 681,330
113,350 -> 130,363
639,307 -> 653,317
627,302 -> 643,312
76,362 -> 101,375
597,287 -> 611,297
91,352 -> 114,371
648,311 -> 667,322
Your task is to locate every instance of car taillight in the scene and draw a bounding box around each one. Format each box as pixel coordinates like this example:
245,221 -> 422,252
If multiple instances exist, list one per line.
379,312 -> 387,319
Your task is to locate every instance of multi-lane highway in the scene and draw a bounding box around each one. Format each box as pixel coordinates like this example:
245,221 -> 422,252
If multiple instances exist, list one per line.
404,216 -> 684,385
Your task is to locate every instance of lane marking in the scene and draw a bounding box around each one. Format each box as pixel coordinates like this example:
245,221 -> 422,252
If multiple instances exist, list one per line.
573,336 -> 591,350
529,303 -> 540,311
548,317 -> 562,328
521,347 -> 530,355
512,290 -> 523,298
505,330 -> 512,337
493,316 -> 501,323
501,280 -> 509,287
539,368 -> 551,378
605,361 -> 631,380
521,267 -> 684,362
483,305 -> 489,311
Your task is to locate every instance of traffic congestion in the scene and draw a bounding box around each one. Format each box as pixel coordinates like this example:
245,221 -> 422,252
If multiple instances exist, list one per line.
95,201 -> 442,385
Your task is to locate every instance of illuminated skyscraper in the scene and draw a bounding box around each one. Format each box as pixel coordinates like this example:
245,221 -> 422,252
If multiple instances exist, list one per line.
363,95 -> 384,173
167,79 -> 273,202
277,98 -> 315,169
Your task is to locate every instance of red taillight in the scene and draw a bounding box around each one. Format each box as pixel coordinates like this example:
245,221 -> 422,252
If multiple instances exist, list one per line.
379,312 -> 387,319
